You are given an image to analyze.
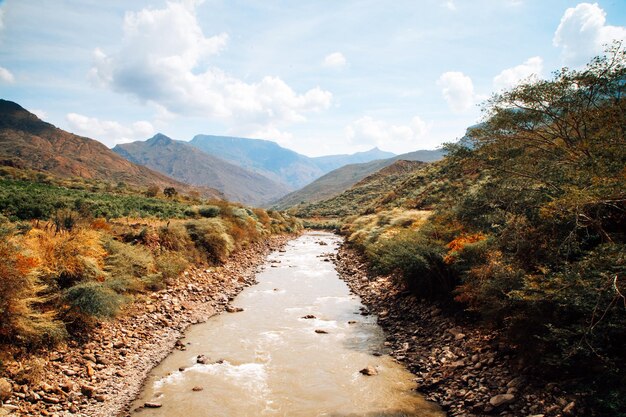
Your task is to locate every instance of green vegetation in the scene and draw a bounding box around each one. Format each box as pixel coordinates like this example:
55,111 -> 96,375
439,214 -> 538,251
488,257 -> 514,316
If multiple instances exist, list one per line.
0,178 -> 192,220
335,45 -> 626,414
0,171 -> 301,349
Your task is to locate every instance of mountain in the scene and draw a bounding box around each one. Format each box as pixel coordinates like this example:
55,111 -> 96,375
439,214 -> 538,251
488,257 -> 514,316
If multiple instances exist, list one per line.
189,135 -> 321,189
113,134 -> 291,206
295,160 -> 426,217
188,134 -> 397,189
0,99 -> 221,199
271,149 -> 445,209
312,147 -> 395,172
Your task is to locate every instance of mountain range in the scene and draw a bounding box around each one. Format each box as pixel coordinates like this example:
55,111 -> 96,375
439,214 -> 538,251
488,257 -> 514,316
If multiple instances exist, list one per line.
188,135 -> 395,189
0,99 -> 446,207
114,134 -> 291,206
0,100 -> 222,199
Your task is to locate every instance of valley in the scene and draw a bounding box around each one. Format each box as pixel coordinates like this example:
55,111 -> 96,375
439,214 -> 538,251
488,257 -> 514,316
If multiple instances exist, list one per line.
0,17 -> 625,417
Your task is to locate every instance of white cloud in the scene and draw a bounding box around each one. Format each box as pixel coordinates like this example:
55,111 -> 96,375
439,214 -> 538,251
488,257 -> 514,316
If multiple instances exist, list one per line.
322,52 -> 347,69
437,71 -> 475,112
91,1 -> 332,137
345,115 -> 435,153
444,1 -> 457,11
31,109 -> 48,120
0,66 -> 14,83
493,56 -> 543,91
554,2 -> 626,66
65,113 -> 155,147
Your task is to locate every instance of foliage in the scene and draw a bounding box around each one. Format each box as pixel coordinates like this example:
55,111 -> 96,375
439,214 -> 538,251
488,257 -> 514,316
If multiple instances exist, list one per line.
340,44 -> 626,413
64,281 -> 124,319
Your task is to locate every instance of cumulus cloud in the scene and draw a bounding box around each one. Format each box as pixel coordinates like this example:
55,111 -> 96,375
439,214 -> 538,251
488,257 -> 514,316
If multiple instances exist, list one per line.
554,3 -> 626,66
66,113 -> 155,147
322,52 -> 347,69
0,66 -> 14,83
493,56 -> 543,91
345,115 -> 434,152
90,1 -> 332,136
437,71 -> 476,112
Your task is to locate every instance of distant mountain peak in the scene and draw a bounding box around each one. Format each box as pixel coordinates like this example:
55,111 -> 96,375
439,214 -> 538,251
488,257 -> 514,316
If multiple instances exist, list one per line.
147,133 -> 174,145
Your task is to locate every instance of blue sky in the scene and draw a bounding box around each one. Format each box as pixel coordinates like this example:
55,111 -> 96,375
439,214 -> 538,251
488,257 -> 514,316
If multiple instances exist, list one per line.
1,0 -> 625,156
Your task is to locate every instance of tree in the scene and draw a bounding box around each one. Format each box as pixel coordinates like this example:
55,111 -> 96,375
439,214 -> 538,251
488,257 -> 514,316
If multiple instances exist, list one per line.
145,185 -> 159,197
163,187 -> 177,198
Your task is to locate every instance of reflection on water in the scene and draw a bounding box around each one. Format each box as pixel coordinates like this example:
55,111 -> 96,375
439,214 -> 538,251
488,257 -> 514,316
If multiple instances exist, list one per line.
130,232 -> 443,417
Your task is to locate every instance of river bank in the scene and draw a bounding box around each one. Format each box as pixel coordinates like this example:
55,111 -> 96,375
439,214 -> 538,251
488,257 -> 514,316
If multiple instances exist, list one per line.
334,242 -> 586,417
0,235 -> 292,417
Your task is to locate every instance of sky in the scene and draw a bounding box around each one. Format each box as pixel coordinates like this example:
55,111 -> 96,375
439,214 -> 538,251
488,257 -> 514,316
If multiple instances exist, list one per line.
0,1 -> 625,157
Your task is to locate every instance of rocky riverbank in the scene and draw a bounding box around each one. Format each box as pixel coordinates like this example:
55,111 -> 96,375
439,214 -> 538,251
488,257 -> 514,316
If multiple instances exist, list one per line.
0,235 -> 292,417
334,243 -> 587,417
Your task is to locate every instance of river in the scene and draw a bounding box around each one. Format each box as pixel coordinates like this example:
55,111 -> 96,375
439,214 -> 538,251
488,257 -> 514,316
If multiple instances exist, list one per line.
130,232 -> 443,417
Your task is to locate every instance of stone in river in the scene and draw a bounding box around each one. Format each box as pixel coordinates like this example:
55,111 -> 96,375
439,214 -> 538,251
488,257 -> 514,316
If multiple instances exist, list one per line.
359,366 -> 378,376
144,402 -> 163,408
315,329 -> 329,334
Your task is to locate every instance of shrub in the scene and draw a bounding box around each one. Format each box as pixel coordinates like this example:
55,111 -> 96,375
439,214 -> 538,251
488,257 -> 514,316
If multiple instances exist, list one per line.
103,239 -> 155,293
64,281 -> 124,318
367,229 -> 453,296
25,228 -> 106,289
155,252 -> 189,281
198,205 -> 221,218
0,235 -> 65,345
185,219 -> 234,264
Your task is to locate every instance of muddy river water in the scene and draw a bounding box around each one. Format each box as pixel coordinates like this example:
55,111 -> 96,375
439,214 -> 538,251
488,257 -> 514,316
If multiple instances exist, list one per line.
131,232 -> 443,417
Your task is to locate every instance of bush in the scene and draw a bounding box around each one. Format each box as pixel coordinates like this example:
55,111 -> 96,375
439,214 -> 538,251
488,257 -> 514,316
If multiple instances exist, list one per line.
155,252 -> 189,281
0,236 -> 65,345
367,230 -> 453,296
64,281 -> 124,318
185,219 -> 234,264
25,228 -> 106,289
198,205 -> 221,218
103,239 -> 155,293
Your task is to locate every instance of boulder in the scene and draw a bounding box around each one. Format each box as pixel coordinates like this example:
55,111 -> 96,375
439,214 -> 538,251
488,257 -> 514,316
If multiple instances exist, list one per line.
0,378 -> 12,401
489,393 -> 515,408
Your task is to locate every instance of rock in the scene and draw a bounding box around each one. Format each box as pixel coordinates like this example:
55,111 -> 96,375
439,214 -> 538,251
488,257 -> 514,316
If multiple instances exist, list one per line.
82,353 -> 97,363
94,394 -> 106,402
315,329 -> 328,334
113,341 -> 125,349
42,395 -> 60,404
489,393 -> 515,408
301,315 -> 316,319
225,305 -> 244,313
0,378 -> 12,401
80,384 -> 96,398
144,402 -> 163,408
192,386 -> 204,392
563,401 -> 575,415
359,366 -> 378,376
506,376 -> 524,388
196,355 -> 210,364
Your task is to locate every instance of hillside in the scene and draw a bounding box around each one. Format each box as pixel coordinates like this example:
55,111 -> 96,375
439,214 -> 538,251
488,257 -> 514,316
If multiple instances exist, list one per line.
0,100 -> 221,199
272,149 -> 445,209
311,147 -> 395,172
189,134 -> 323,189
189,134 -> 397,189
295,160 -> 426,217
114,134 -> 290,206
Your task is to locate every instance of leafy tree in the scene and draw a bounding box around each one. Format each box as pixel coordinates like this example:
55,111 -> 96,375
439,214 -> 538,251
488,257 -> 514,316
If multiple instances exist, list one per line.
163,187 -> 177,198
